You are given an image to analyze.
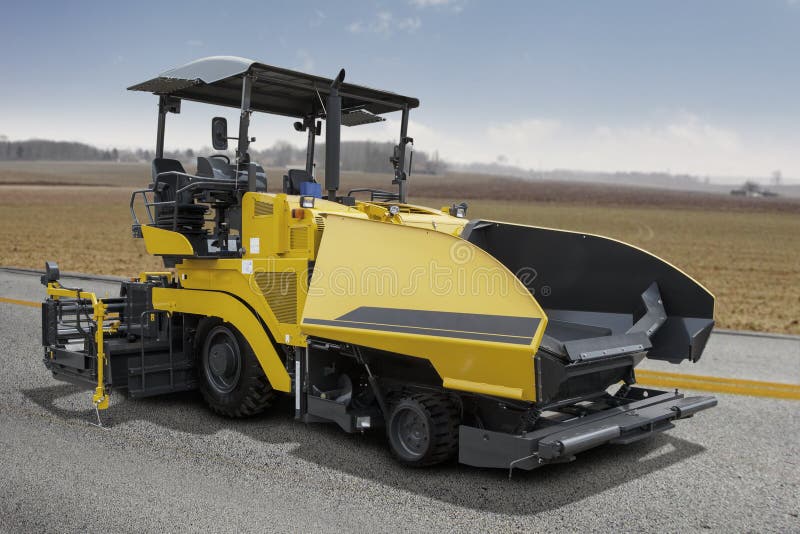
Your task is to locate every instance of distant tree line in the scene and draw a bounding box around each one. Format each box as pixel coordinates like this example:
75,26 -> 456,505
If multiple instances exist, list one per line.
0,139 -> 119,161
254,140 -> 445,175
0,137 -> 446,175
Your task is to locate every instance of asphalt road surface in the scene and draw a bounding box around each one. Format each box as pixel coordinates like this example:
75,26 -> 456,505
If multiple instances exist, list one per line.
1,269 -> 798,532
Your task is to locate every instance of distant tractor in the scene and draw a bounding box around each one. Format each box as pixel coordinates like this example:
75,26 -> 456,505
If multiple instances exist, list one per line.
41,56 -> 716,472
731,181 -> 778,197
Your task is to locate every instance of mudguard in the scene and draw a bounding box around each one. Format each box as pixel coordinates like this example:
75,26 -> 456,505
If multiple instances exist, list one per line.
152,287 -> 292,392
300,215 -> 548,402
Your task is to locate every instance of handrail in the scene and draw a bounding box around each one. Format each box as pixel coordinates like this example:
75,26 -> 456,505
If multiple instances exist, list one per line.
154,170 -> 246,185
131,172 -> 250,233
130,189 -> 155,228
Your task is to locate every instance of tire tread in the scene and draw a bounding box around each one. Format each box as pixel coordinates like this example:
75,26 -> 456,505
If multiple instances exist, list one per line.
388,392 -> 460,467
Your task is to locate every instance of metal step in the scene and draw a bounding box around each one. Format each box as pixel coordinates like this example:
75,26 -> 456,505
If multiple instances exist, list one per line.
127,359 -> 193,376
125,351 -> 196,398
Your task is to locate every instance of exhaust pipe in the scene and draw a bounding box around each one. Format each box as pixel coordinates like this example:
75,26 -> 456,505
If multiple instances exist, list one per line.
325,69 -> 345,201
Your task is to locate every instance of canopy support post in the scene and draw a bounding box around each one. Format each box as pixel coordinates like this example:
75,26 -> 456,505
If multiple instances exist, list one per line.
236,74 -> 254,166
396,105 -> 410,203
155,95 -> 167,159
305,118 -> 317,176
325,69 -> 346,200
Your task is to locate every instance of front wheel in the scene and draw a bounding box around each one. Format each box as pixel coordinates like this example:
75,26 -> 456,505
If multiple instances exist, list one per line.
197,319 -> 275,418
387,393 -> 460,467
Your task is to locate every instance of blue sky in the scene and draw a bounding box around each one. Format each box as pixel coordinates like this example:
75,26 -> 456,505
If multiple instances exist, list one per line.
1,0 -> 799,180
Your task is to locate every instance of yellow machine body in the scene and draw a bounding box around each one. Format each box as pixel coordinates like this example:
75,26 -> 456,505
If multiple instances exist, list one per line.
141,192 -> 550,402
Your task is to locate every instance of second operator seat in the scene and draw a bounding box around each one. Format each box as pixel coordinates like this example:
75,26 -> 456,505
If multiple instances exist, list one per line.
283,169 -> 315,194
197,155 -> 234,180
197,156 -> 268,192
151,158 -> 207,235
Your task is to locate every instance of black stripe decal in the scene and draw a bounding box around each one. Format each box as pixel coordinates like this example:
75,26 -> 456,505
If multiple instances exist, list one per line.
302,317 -> 538,345
336,307 -> 539,338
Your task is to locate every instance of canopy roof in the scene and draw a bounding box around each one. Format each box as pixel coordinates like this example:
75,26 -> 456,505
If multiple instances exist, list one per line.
128,56 -> 419,119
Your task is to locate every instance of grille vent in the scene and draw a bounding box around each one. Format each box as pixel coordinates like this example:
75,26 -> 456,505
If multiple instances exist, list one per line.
253,272 -> 297,324
254,201 -> 274,216
290,227 -> 308,249
315,216 -> 325,232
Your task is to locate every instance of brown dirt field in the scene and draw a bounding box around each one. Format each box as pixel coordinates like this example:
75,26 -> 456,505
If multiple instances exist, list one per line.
0,186 -> 163,276
0,161 -> 147,187
1,162 -> 798,334
3,161 -> 798,214
406,175 -> 800,214
415,198 -> 800,335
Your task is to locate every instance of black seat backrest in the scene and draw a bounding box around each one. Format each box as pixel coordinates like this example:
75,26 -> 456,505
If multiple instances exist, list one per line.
152,158 -> 185,182
283,169 -> 314,194
196,156 -> 234,180
151,158 -> 187,203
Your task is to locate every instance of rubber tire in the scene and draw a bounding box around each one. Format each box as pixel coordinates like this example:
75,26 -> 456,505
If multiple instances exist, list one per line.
387,393 -> 460,467
196,318 -> 275,418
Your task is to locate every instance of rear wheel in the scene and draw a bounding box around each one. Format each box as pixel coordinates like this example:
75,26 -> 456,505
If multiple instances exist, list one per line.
387,393 -> 460,466
197,319 -> 275,418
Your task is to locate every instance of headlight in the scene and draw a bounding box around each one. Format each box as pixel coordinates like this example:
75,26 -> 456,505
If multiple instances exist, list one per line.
449,202 -> 468,218
300,196 -> 315,208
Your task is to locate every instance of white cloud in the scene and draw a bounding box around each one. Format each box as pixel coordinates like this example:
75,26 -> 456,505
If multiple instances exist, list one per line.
310,9 -> 326,27
410,0 -> 466,12
347,12 -> 421,36
294,49 -> 315,72
337,111 -> 800,179
479,113 -> 748,174
411,0 -> 460,6
398,16 -> 422,32
487,119 -> 562,149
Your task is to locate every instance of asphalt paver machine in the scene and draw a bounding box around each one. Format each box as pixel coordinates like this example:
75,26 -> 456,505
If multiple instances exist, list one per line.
41,56 -> 716,471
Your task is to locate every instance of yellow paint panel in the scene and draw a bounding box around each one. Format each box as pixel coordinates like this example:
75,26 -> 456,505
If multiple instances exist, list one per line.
141,225 -> 194,256
151,287 -> 291,392
301,215 -> 547,401
176,257 -> 308,343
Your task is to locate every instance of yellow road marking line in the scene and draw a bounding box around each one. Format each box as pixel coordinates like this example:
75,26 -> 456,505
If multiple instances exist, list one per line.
0,296 -> 39,308
637,370 -> 800,400
638,369 -> 799,389
2,295 -> 798,400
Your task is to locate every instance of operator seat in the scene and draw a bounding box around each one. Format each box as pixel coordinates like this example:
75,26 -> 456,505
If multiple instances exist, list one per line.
151,158 -> 206,235
197,156 -> 234,180
283,169 -> 315,194
151,158 -> 185,183
197,157 -> 268,192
